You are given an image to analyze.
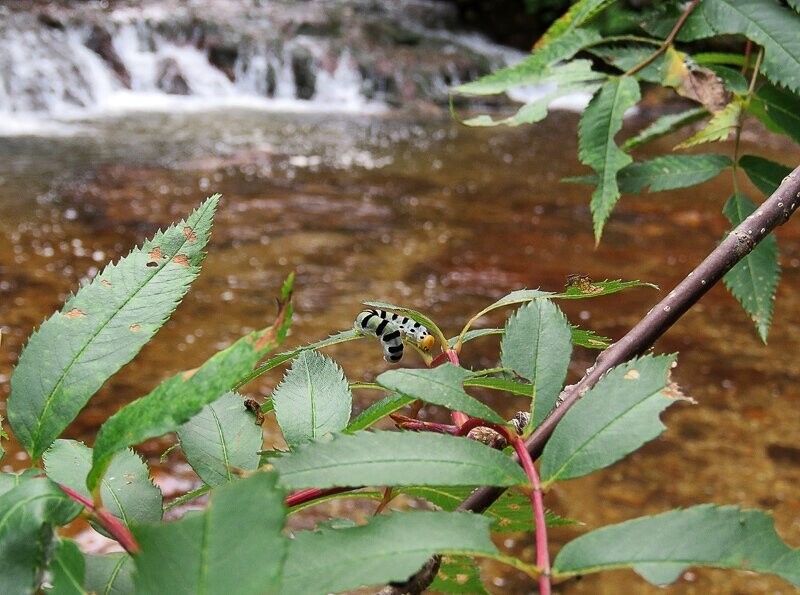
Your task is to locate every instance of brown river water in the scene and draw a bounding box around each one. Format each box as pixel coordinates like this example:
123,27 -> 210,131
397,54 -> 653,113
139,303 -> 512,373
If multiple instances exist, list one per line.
1,108 -> 799,593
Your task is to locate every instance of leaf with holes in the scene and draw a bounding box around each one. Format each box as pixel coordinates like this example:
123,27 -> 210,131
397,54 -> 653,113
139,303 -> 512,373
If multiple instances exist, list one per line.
7,196 -> 218,460
281,511 -> 497,594
177,391 -> 263,487
501,300 -> 572,428
132,472 -> 286,595
273,431 -> 528,489
272,350 -> 352,448
553,505 -> 800,587
541,355 -> 687,484
578,77 -> 641,241
722,193 -> 780,342
377,364 -> 505,424
44,439 -> 162,529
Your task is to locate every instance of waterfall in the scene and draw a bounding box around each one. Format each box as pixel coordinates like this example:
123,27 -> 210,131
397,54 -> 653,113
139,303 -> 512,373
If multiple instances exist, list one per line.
0,0 -> 525,129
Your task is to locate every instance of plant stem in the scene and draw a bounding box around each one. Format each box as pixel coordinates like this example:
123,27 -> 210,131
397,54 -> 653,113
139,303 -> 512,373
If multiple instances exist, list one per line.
390,164 -> 800,595
284,486 -> 354,508
58,484 -> 141,555
511,437 -> 551,595
732,47 -> 764,195
624,0 -> 701,77
390,413 -> 457,434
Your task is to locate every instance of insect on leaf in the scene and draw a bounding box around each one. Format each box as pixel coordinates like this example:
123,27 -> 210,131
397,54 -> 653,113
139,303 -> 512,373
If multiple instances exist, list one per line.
8,196 -> 219,461
722,193 -> 780,342
553,505 -> 800,587
578,77 -> 641,241
272,350 -> 352,448
361,301 -> 447,349
177,391 -> 263,487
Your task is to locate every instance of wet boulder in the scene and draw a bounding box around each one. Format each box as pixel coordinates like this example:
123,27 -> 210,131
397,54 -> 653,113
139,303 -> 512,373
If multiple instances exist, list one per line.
156,57 -> 190,95
291,45 -> 316,100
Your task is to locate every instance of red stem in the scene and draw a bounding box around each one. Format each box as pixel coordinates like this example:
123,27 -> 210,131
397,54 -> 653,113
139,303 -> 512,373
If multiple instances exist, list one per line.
58,484 -> 141,555
284,486 -> 354,508
510,438 -> 551,595
432,348 -> 470,427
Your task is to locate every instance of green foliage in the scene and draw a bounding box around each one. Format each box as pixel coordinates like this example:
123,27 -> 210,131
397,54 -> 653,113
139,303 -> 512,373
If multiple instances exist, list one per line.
88,322 -> 285,491
133,472 -> 286,595
578,77 -> 641,240
43,439 -> 162,528
553,505 -> 800,586
739,155 -> 793,196
83,553 -> 134,595
500,300 -> 572,428
7,196 -> 218,460
541,355 -> 686,483
177,391 -> 263,487
675,100 -> 742,148
622,108 -> 708,150
702,0 -> 800,93
377,364 -> 506,424
345,393 -> 415,433
430,555 -> 488,594
281,511 -> 496,594
722,193 -> 780,342
272,431 -> 528,489
272,350 -> 352,448
49,539 -> 84,595
617,154 -> 732,193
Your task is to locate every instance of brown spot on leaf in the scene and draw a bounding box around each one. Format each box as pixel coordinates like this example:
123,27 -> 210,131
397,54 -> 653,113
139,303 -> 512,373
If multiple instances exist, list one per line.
508,503 -> 520,511
624,369 -> 640,380
129,324 -> 141,332
172,254 -> 190,266
64,308 -> 86,319
498,518 -> 511,527
455,574 -> 469,585
676,65 -> 731,113
101,280 -> 112,287
146,262 -> 158,267
148,247 -> 163,260
182,367 -> 198,381
183,226 -> 197,242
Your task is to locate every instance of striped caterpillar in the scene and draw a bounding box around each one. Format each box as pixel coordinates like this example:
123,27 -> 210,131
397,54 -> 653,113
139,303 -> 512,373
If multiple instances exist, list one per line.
354,309 -> 435,363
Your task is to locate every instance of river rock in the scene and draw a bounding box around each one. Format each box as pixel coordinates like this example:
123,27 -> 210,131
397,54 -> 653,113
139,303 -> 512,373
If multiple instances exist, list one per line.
291,45 -> 316,100
86,24 -> 131,88
156,57 -> 190,95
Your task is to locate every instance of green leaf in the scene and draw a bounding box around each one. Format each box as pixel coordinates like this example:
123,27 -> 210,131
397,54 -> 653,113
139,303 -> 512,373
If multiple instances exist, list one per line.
674,100 -> 741,149
132,472 -> 286,595
586,45 -> 663,83
44,440 -> 162,528
722,193 -> 780,342
454,31 -> 601,95
702,0 -> 800,93
553,504 -> 800,587
641,3 -> 717,41
693,52 -> 748,68
464,376 -> 534,398
89,320 -> 286,491
271,350 -> 352,449
377,364 -> 505,424
501,300 -> 572,428
345,393 -> 415,433
239,330 -> 363,391
538,0 -> 615,47
739,155 -> 793,196
616,154 -> 732,193
750,84 -> 800,144
177,391 -> 262,487
0,478 -> 81,593
578,77 -> 641,241
8,196 -> 218,460
272,431 -> 528,489
361,301 -> 447,348
570,326 -> 611,349
541,355 -> 685,483
50,539 -> 85,595
83,553 -> 134,595
553,279 -> 659,299
430,555 -> 488,594
281,511 -> 497,594
486,489 -> 578,533
399,486 -> 472,511
622,108 -> 708,150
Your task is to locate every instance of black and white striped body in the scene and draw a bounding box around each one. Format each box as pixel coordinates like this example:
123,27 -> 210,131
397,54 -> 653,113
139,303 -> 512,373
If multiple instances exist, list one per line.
354,309 -> 434,363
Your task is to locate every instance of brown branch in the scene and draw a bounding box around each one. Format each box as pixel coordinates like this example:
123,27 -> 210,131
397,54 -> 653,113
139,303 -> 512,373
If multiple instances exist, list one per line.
389,165 -> 800,593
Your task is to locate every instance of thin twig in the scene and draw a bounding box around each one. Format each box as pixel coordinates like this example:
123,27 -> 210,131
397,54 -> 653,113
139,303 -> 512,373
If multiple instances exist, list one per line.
392,164 -> 800,593
624,0 -> 701,77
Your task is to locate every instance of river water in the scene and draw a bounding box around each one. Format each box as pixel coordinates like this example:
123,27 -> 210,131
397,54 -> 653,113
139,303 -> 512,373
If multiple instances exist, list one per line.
1,106 -> 799,593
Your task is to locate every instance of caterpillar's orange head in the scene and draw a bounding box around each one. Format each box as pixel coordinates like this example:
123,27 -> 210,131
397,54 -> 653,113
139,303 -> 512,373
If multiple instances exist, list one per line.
420,334 -> 435,352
